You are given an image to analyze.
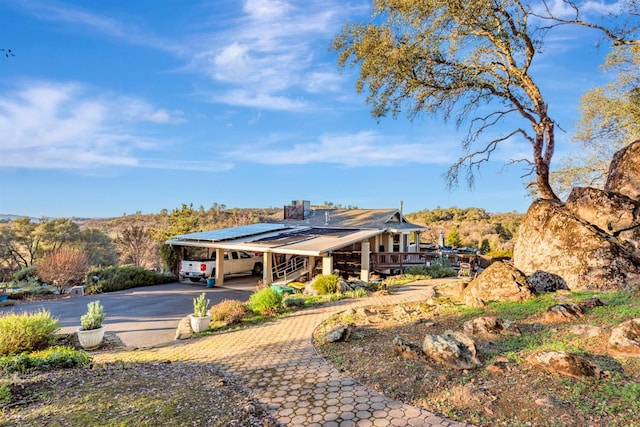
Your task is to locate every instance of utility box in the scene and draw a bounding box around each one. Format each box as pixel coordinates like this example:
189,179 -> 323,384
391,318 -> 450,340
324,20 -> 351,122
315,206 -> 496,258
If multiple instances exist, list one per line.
70,286 -> 84,297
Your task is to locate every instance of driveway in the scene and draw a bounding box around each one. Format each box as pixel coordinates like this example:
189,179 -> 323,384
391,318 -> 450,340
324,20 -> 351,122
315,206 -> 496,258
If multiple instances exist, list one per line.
0,275 -> 261,348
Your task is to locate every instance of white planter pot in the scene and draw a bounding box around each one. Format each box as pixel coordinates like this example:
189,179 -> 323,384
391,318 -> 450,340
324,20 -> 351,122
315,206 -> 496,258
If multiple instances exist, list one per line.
76,325 -> 106,349
190,314 -> 211,333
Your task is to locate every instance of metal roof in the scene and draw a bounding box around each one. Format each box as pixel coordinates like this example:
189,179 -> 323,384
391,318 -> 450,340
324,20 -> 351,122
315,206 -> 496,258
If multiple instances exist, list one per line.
166,224 -> 385,256
166,209 -> 426,257
282,208 -> 426,232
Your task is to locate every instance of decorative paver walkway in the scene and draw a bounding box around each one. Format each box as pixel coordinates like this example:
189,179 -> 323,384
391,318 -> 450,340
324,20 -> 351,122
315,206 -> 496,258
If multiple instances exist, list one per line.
95,281 -> 474,427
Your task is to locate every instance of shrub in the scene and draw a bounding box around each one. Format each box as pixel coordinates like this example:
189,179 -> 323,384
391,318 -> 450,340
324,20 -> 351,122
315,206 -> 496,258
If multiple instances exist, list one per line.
367,281 -> 386,292
427,263 -> 457,278
0,310 -> 59,356
404,265 -> 429,275
282,297 -> 305,308
80,301 -> 105,330
85,266 -> 176,294
193,293 -> 210,317
0,346 -> 91,373
248,287 -> 283,316
37,246 -> 90,294
11,265 -> 38,284
209,299 -> 247,324
342,288 -> 368,299
0,382 -> 10,405
312,274 -> 340,295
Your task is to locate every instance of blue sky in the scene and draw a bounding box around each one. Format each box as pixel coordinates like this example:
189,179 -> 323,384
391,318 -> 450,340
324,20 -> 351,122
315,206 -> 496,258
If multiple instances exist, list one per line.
0,0 -> 623,218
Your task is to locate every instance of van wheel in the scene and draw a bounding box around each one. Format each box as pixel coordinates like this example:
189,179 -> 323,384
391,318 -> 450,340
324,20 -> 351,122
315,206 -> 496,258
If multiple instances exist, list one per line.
252,263 -> 263,276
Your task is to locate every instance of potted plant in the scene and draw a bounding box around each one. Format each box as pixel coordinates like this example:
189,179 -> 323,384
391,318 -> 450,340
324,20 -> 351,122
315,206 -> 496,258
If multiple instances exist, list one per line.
76,300 -> 106,349
190,292 -> 211,333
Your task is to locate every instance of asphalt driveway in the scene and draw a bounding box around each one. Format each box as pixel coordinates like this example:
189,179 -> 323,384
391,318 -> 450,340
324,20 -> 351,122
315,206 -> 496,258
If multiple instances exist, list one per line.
0,275 -> 261,348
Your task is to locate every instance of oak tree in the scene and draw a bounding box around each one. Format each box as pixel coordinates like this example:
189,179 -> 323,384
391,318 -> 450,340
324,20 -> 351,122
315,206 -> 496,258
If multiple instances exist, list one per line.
333,0 -> 638,200
552,45 -> 640,197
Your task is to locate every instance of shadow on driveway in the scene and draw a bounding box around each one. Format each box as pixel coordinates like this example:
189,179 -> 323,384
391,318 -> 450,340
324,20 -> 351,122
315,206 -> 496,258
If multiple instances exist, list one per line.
0,275 -> 260,348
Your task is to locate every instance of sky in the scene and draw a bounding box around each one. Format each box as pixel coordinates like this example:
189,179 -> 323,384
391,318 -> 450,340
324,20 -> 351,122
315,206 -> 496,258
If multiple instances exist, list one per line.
0,0 -> 626,218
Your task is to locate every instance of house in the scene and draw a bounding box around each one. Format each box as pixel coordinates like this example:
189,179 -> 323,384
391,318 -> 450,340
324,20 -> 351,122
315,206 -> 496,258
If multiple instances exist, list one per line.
165,200 -> 427,286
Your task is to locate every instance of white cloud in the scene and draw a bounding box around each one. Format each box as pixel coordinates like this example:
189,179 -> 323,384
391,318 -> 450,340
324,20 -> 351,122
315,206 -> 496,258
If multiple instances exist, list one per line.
0,81 -> 199,171
16,0 -> 185,54
188,0 -> 365,110
225,131 -> 455,166
243,0 -> 292,20
211,90 -> 308,110
537,0 -> 623,18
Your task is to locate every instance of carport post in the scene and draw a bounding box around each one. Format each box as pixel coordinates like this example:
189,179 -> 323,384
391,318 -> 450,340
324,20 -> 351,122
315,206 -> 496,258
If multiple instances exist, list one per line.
360,241 -> 370,282
264,252 -> 273,284
322,255 -> 333,276
215,247 -> 225,286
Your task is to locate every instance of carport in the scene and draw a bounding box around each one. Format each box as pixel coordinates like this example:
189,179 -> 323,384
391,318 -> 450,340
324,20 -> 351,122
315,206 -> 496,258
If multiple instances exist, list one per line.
166,223 -> 383,286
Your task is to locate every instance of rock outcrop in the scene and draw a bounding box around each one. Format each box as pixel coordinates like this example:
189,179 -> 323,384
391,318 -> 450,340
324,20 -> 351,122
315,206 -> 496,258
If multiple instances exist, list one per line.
526,351 -> 602,380
604,140 -> 640,201
513,141 -> 640,291
422,331 -> 482,370
462,262 -> 536,306
513,199 -> 640,291
462,316 -> 521,337
608,318 -> 640,357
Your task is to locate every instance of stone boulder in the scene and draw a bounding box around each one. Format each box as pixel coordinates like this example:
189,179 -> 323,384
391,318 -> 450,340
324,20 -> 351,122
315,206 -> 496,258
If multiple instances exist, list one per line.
462,262 -> 536,306
608,318 -> 640,358
392,335 -> 426,360
323,325 -> 351,343
513,199 -> 640,291
541,304 -> 584,323
462,316 -> 521,337
565,186 -> 640,235
604,140 -> 640,201
526,351 -> 602,380
422,331 -> 482,370
565,187 -> 640,258
527,270 -> 569,293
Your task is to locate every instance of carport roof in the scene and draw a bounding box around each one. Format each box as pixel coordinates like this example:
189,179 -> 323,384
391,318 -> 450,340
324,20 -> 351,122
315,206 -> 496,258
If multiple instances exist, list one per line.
166,223 -> 383,256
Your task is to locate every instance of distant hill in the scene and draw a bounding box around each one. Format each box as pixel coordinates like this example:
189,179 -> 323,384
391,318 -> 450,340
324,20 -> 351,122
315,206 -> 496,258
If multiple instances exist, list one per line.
0,214 -> 42,223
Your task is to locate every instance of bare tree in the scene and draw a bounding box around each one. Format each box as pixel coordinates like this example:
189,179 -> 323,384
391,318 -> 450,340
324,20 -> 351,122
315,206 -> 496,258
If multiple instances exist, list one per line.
37,246 -> 90,294
116,225 -> 153,267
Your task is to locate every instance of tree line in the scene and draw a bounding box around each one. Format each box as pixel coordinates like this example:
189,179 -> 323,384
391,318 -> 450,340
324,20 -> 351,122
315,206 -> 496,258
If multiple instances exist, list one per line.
0,204 -> 280,282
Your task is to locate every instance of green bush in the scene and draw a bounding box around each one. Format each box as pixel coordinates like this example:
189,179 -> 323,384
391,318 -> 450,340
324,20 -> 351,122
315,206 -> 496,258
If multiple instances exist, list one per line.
282,297 -> 305,308
342,288 -> 368,299
0,346 -> 91,373
0,382 -> 10,405
366,281 -> 386,292
248,287 -> 283,316
11,265 -> 38,284
312,274 -> 340,295
209,299 -> 248,324
0,310 -> 59,356
404,265 -> 429,275
427,263 -> 457,278
85,266 -> 176,294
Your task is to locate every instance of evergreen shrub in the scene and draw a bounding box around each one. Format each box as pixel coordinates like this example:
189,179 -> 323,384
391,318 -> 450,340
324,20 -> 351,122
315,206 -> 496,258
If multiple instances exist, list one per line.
85,266 -> 176,294
0,310 -> 59,356
0,346 -> 90,373
312,274 -> 340,295
248,287 -> 283,315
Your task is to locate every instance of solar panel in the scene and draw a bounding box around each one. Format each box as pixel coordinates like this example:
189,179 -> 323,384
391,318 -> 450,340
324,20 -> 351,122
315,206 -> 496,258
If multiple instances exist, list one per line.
173,223 -> 290,242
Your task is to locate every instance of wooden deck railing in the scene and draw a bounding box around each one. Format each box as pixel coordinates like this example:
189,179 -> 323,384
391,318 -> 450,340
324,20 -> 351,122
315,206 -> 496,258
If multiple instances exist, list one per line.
371,251 -> 476,270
